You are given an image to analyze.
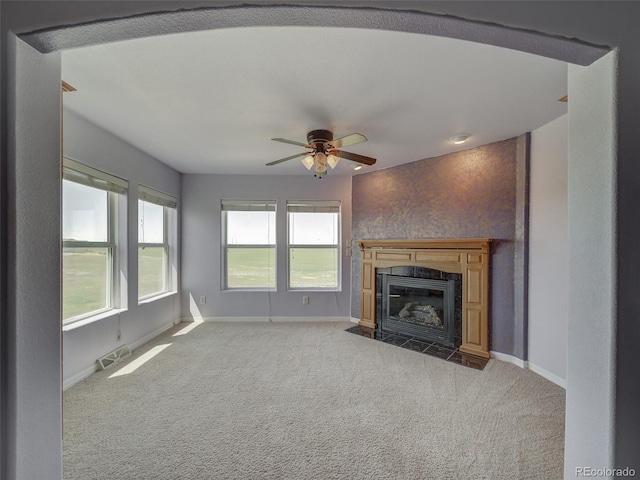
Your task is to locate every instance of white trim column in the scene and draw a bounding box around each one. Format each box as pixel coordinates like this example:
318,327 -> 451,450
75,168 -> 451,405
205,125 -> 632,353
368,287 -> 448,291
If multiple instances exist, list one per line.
565,51 -> 617,475
7,35 -> 63,480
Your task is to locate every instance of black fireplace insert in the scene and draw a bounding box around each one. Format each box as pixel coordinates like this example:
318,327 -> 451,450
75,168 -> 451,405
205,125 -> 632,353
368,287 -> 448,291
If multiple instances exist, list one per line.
379,273 -> 457,347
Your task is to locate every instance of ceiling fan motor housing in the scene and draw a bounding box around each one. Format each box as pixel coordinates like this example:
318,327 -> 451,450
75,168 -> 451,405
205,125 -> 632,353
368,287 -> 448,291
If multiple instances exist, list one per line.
307,129 -> 333,150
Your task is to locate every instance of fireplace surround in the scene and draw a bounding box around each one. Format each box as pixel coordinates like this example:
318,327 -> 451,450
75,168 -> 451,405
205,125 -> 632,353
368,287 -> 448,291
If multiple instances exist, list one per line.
358,239 -> 491,358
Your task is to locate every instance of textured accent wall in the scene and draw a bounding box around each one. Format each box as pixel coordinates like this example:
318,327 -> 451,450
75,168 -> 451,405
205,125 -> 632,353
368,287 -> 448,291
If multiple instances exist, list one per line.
351,138 -> 519,356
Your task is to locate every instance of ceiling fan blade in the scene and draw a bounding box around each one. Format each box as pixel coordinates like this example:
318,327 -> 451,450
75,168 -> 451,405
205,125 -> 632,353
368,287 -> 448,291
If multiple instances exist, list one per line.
266,152 -> 311,166
272,137 -> 311,148
328,133 -> 367,149
333,150 -> 377,166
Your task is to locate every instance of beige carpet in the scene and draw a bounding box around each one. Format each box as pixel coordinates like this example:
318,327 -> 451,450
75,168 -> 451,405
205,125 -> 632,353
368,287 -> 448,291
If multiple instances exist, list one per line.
63,321 -> 565,479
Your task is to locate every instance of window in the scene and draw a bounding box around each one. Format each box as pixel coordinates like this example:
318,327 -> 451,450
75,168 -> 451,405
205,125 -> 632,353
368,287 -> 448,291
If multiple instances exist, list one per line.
138,185 -> 177,300
62,158 -> 127,325
222,200 -> 276,290
287,201 -> 340,290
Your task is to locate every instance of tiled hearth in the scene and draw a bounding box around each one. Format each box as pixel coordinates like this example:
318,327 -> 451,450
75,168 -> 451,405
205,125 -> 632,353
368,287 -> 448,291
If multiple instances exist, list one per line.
346,325 -> 488,370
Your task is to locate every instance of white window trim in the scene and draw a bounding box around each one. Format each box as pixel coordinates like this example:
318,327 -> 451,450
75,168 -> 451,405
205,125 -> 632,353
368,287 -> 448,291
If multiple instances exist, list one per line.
62,158 -> 126,325
62,308 -> 125,332
221,200 -> 277,291
138,291 -> 177,305
138,186 -> 177,302
287,200 -> 341,292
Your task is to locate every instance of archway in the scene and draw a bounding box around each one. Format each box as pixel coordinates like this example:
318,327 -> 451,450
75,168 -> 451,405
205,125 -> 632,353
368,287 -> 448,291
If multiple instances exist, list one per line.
5,4 -> 616,478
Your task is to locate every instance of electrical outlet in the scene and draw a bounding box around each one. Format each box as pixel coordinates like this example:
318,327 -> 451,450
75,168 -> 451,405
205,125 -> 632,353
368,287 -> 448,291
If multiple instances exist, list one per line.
303,296 -> 309,305
199,296 -> 206,305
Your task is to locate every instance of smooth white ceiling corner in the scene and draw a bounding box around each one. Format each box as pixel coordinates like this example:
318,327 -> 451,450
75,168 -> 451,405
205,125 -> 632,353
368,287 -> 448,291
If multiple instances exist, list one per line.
62,25 -> 567,175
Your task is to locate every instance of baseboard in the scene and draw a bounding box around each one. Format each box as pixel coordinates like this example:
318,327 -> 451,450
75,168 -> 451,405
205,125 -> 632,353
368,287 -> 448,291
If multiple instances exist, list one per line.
200,316 -> 352,323
204,316 -> 269,322
350,317 -> 360,324
63,318 -> 180,391
490,351 -> 528,369
528,362 -> 567,389
128,318 -> 181,351
63,364 -> 98,391
490,351 -> 566,389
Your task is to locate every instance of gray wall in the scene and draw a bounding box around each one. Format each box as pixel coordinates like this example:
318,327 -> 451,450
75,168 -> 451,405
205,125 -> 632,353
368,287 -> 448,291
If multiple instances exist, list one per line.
529,114 -> 568,384
2,2 -> 637,478
351,138 -> 520,356
181,174 -> 352,320
62,109 -> 182,384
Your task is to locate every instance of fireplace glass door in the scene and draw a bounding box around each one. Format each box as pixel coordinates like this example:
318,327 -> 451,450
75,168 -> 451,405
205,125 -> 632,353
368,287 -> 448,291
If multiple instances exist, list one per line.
381,275 -> 455,346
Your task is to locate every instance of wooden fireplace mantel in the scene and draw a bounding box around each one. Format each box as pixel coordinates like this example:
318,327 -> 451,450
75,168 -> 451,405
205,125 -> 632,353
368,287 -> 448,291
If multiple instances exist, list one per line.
358,238 -> 491,358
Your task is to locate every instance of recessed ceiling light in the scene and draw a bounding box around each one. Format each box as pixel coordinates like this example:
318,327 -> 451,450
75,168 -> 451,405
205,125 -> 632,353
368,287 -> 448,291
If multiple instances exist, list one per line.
450,134 -> 470,144
353,165 -> 362,171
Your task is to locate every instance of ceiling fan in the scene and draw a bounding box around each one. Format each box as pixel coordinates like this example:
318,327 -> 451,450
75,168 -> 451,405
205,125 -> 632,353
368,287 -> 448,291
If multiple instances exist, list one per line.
266,129 -> 377,178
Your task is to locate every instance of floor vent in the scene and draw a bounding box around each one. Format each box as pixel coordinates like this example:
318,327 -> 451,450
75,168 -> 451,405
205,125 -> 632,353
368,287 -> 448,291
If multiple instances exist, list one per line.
97,345 -> 131,370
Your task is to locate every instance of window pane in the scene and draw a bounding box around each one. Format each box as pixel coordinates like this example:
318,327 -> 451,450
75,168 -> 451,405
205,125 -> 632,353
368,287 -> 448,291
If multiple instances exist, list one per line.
63,247 -> 109,322
226,211 -> 275,245
63,180 -> 108,242
227,248 -> 275,288
289,248 -> 338,289
289,212 -> 338,245
139,200 -> 164,243
139,246 -> 166,298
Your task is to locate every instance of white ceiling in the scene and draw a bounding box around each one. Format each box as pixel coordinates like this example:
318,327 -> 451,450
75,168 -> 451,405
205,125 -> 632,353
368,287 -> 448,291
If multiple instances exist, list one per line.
61,25 -> 568,176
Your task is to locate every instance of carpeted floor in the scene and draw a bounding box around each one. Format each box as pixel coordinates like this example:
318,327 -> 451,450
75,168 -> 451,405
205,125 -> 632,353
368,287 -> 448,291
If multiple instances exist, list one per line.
63,321 -> 565,479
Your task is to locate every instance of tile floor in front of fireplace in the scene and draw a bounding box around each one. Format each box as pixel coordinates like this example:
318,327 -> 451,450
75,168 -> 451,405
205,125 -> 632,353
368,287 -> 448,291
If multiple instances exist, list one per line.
345,325 -> 488,370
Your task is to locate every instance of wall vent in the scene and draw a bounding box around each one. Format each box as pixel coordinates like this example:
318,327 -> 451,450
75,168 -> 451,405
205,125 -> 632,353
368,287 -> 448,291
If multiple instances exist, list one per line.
97,345 -> 131,370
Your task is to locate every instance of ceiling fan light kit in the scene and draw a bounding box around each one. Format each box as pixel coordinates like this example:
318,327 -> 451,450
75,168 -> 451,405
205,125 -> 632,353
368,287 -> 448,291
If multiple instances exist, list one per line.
267,129 -> 376,178
327,154 -> 340,169
314,152 -> 328,178
301,155 -> 315,170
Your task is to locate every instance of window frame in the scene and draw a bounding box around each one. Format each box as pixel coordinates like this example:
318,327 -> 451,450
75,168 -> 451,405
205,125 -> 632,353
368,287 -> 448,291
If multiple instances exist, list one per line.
221,200 -> 277,291
137,186 -> 176,302
62,157 -> 126,325
286,200 -> 341,292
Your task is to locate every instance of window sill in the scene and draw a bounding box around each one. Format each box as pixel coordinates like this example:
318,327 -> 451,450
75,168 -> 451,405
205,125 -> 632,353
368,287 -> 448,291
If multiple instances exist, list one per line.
138,291 -> 178,305
223,288 -> 277,293
288,288 -> 342,293
63,308 -> 125,332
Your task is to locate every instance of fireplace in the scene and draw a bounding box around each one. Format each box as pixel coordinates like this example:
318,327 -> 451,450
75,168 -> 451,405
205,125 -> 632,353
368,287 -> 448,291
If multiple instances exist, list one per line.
359,239 -> 491,358
377,267 -> 461,348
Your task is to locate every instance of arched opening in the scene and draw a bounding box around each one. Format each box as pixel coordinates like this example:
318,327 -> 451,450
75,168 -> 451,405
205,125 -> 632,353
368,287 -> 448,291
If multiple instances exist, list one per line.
4,4 -> 617,478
